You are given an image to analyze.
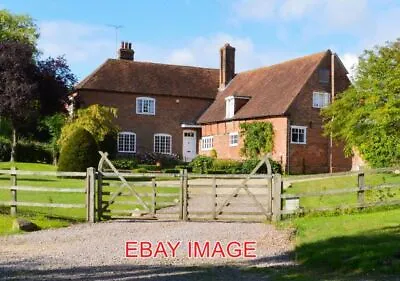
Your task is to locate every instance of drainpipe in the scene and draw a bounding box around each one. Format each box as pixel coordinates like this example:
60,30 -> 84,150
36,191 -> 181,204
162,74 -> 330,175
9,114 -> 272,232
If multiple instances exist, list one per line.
329,52 -> 335,173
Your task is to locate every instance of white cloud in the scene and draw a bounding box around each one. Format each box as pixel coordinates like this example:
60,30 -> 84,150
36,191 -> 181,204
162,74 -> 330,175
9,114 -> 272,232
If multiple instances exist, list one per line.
279,0 -> 318,20
341,53 -> 359,79
38,20 -> 114,64
167,49 -> 196,65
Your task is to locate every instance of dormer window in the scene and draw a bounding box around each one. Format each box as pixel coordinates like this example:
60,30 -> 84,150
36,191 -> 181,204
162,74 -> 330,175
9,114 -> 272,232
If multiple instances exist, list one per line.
225,96 -> 235,119
136,97 -> 155,115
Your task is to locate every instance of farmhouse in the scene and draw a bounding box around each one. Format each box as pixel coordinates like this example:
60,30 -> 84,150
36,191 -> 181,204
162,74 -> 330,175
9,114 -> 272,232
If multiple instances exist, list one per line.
75,41 -> 352,174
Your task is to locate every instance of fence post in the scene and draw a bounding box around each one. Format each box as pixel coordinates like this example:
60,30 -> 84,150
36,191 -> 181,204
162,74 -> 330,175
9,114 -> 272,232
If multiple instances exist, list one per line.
272,174 -> 282,222
10,167 -> 17,217
86,167 -> 96,223
152,177 -> 157,216
357,173 -> 365,206
182,169 -> 189,221
97,171 -> 103,221
212,177 -> 217,220
179,170 -> 184,220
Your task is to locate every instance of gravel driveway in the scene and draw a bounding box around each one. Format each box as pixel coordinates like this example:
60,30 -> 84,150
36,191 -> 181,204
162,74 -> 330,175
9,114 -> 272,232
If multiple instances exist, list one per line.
0,221 -> 294,280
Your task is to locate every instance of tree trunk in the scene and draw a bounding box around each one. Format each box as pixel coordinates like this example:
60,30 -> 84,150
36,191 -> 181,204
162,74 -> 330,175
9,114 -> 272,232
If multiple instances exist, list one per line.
10,128 -> 16,162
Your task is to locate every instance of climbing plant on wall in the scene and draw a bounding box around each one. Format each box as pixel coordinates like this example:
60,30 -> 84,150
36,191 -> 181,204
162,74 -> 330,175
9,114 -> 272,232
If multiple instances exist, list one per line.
239,121 -> 274,158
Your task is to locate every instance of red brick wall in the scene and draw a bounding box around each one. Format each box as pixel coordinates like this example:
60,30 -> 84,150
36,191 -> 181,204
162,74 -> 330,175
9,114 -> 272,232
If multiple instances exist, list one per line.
78,90 -> 213,157
286,54 -> 352,174
200,117 -> 288,169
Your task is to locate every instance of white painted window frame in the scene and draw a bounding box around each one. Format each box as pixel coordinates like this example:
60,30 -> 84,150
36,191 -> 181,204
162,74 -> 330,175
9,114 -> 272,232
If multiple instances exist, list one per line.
312,91 -> 330,108
225,96 -> 235,119
117,131 -> 136,153
291,126 -> 307,145
154,133 -> 172,154
229,132 -> 239,147
201,136 -> 213,151
136,97 -> 156,115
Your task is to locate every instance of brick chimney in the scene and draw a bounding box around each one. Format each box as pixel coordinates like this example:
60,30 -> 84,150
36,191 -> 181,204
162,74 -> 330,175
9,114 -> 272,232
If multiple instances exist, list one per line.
119,41 -> 134,61
219,43 -> 235,89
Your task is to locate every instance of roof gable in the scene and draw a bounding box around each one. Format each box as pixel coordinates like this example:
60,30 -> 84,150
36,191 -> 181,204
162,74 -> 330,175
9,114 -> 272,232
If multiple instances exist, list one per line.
198,50 -> 330,124
76,59 -> 219,99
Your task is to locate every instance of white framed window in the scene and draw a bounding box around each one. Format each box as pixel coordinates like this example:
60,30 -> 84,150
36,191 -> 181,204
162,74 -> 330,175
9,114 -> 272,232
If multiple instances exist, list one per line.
312,92 -> 330,108
225,96 -> 235,119
117,132 -> 136,153
154,134 -> 172,154
201,136 -> 213,150
136,97 -> 155,115
229,132 -> 239,147
291,126 -> 307,144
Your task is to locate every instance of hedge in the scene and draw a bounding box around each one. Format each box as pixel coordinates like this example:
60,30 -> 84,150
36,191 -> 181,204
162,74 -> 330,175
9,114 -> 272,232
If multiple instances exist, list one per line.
0,137 -> 52,163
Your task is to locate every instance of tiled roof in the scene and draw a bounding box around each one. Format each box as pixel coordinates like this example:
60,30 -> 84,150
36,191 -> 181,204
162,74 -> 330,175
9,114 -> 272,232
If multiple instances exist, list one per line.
198,50 -> 330,124
76,59 -> 219,99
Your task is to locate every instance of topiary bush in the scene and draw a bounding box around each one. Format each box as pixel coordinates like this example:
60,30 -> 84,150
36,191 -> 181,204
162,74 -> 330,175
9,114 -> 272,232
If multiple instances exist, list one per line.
57,128 -> 99,172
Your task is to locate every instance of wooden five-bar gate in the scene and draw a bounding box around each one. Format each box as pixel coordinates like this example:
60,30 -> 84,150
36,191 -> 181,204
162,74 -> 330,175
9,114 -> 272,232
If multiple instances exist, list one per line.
96,152 -> 283,222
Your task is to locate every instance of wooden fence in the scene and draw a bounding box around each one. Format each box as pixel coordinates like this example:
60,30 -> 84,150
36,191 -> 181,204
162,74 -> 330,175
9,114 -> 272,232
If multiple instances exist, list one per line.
274,168 -> 400,220
0,168 -> 95,222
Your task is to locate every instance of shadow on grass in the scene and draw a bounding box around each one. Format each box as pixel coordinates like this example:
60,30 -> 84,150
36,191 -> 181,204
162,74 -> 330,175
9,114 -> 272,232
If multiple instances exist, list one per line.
259,225 -> 400,281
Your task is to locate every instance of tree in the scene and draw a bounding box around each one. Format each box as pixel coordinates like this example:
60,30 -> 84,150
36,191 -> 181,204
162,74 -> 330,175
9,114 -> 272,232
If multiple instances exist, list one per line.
0,9 -> 38,44
322,39 -> 400,167
0,41 -> 38,162
58,105 -> 119,148
239,122 -> 274,159
37,56 -> 77,116
41,113 -> 66,165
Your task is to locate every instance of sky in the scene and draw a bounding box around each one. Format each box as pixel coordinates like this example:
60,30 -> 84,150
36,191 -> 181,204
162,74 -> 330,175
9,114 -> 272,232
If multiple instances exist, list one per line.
1,0 -> 399,81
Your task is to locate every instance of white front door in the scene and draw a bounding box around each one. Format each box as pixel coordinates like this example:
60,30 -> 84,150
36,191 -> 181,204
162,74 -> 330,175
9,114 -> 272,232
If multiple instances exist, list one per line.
183,130 -> 197,162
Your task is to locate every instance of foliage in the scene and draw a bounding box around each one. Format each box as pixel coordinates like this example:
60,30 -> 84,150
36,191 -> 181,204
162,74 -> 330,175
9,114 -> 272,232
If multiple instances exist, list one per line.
189,155 -> 214,173
0,118 -> 11,138
210,148 -> 217,158
111,158 -> 138,170
36,56 -> 77,116
0,10 -> 38,44
57,128 -> 99,172
162,168 -> 180,173
212,159 -> 242,174
99,133 -> 117,159
133,152 -> 181,168
0,137 -> 52,163
41,113 -> 66,164
240,158 -> 282,174
0,41 -> 39,161
133,167 -> 148,173
175,165 -> 193,173
58,105 -> 118,148
240,122 -> 274,158
322,39 -> 400,167
137,164 -> 162,171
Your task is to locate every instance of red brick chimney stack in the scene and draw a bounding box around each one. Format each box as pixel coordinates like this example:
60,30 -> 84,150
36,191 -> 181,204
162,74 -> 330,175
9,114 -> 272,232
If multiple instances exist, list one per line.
119,41 -> 134,61
219,43 -> 235,89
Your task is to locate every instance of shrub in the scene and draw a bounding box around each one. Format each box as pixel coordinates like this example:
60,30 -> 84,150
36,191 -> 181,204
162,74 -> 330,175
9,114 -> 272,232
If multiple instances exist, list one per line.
111,158 -> 138,170
241,158 -> 282,174
137,164 -> 161,171
162,168 -> 180,173
0,137 -> 11,161
207,169 -> 227,175
134,152 -> 181,168
189,155 -> 214,173
99,133 -> 117,159
133,167 -> 148,173
212,159 -> 242,174
15,142 -> 52,164
175,165 -> 193,172
57,128 -> 99,172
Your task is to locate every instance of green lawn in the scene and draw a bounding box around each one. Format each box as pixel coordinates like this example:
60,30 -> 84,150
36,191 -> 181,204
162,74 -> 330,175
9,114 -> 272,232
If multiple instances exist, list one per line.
263,209 -> 400,280
286,172 -> 400,210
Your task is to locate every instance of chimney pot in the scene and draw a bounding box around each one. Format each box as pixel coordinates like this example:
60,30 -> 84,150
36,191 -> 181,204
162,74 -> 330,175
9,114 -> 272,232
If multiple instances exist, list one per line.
119,41 -> 134,61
